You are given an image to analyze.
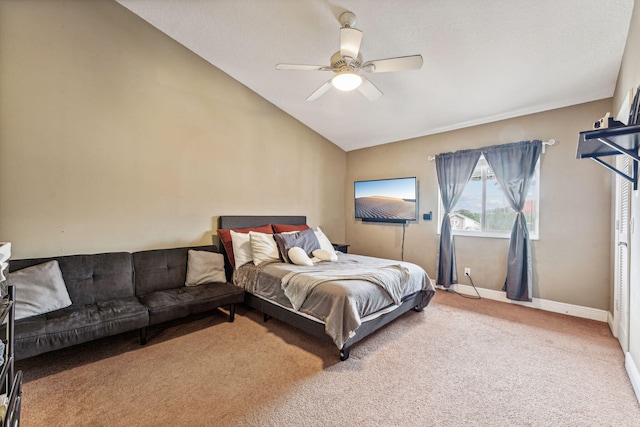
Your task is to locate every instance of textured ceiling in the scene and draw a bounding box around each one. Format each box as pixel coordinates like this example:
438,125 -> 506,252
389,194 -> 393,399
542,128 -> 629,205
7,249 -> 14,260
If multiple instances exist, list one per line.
116,0 -> 634,152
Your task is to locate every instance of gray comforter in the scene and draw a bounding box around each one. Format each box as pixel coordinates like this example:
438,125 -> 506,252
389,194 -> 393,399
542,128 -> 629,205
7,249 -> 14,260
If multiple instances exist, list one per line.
233,253 -> 433,350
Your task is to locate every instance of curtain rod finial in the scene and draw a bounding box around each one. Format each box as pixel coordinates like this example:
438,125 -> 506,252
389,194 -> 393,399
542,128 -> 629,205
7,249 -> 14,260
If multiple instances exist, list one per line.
542,139 -> 556,154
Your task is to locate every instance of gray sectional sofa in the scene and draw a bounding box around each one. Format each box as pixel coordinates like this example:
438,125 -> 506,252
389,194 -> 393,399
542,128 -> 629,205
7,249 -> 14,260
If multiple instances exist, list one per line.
7,245 -> 244,360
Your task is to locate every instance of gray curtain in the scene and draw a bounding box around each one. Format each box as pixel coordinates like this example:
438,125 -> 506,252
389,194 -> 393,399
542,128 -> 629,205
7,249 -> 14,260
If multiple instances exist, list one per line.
435,149 -> 481,287
483,140 -> 542,301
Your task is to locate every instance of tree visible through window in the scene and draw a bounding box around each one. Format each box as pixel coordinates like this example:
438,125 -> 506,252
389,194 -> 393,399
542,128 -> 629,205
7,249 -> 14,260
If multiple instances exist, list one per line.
444,155 -> 539,238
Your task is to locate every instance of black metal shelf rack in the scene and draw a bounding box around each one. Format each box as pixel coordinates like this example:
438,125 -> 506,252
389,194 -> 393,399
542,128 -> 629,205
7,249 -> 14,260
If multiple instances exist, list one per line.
0,279 -> 22,426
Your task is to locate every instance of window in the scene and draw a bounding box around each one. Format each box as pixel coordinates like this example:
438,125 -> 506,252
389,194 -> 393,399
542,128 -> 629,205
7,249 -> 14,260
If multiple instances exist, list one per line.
439,155 -> 540,239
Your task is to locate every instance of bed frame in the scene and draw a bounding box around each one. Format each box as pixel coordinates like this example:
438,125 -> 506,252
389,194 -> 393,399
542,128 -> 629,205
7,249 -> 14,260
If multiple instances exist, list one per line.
218,215 -> 434,360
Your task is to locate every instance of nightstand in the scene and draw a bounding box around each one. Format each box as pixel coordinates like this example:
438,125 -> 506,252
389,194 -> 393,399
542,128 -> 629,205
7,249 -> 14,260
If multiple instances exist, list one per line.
332,243 -> 350,253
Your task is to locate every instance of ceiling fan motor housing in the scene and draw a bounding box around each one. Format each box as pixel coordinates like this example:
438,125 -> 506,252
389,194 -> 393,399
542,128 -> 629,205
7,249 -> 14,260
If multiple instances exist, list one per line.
330,51 -> 363,72
339,11 -> 357,28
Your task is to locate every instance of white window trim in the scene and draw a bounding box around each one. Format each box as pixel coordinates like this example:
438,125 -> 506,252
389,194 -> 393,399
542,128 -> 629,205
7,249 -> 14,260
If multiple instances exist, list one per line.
437,158 -> 540,240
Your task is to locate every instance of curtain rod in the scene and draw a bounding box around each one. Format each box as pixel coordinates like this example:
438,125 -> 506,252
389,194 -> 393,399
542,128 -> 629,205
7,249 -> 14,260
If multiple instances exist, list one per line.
427,139 -> 556,161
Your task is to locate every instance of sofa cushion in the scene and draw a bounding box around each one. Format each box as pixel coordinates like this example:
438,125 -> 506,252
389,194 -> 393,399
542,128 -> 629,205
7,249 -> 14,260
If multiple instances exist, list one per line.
10,252 -> 134,305
13,296 -> 148,360
133,246 -> 217,295
137,282 -> 244,326
8,260 -> 73,320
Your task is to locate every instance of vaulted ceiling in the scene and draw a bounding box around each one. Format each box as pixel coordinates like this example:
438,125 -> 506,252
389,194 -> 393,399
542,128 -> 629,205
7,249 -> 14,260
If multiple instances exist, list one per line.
116,0 -> 634,152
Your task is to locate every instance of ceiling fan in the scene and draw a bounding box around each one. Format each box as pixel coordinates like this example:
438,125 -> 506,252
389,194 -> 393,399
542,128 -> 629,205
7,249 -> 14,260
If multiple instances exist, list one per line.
276,11 -> 423,101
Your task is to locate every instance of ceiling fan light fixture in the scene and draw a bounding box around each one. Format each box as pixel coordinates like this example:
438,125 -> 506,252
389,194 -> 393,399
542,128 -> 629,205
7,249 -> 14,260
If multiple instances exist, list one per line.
331,71 -> 362,91
276,11 -> 422,101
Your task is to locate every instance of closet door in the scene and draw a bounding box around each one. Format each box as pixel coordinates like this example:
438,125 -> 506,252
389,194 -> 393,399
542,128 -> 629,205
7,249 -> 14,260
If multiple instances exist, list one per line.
614,154 -> 631,352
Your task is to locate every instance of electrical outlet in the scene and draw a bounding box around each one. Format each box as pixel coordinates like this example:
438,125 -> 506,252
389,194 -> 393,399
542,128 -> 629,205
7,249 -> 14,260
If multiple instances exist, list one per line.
464,268 -> 471,276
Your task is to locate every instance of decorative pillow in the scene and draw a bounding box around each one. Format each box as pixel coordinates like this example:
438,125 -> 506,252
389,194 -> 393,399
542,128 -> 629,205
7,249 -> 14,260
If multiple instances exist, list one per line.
288,247 -> 314,266
312,249 -> 338,262
185,250 -> 226,286
218,224 -> 272,267
230,230 -> 254,269
249,231 -> 280,265
272,224 -> 310,233
8,260 -> 72,320
315,227 -> 337,255
0,242 -> 10,283
273,228 -> 321,263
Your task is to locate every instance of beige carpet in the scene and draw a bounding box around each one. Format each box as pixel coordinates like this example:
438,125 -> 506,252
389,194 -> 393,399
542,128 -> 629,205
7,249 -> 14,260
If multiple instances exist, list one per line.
17,291 -> 640,426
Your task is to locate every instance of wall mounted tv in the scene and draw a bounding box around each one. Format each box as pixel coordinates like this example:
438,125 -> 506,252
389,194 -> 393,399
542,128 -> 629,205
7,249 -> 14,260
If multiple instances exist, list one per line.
354,177 -> 418,223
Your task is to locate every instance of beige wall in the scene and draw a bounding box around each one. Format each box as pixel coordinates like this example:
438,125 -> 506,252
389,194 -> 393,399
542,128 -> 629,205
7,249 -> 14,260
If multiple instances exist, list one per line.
0,0 -> 346,258
347,100 -> 613,310
612,0 -> 640,384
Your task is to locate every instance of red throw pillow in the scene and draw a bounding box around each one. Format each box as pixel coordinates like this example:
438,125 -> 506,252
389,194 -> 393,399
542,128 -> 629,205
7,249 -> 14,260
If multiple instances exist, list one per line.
218,224 -> 273,267
272,224 -> 310,233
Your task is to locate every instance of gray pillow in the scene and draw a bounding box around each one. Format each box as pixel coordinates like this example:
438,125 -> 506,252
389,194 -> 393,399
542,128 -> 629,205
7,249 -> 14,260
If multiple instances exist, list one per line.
274,228 -> 321,263
185,250 -> 226,286
8,260 -> 72,320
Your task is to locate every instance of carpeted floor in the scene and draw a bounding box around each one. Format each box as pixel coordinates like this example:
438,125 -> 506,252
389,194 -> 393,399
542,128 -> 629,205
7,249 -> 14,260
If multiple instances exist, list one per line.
16,290 -> 640,426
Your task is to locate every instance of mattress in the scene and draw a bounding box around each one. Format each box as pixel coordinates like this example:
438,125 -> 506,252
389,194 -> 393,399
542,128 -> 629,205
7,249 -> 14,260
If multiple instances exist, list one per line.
233,252 -> 433,349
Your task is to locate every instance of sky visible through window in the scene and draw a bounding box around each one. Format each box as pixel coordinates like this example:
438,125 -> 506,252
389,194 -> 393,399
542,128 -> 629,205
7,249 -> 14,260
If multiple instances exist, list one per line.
453,159 -> 538,233
456,178 -> 509,212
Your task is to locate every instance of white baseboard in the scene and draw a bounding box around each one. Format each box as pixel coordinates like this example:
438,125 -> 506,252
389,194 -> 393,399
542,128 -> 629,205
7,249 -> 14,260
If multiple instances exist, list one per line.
626,352 -> 640,405
437,283 -> 608,322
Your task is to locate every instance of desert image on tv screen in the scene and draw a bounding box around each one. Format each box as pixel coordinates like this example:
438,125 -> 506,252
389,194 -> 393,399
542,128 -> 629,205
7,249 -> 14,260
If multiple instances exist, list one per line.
355,178 -> 416,220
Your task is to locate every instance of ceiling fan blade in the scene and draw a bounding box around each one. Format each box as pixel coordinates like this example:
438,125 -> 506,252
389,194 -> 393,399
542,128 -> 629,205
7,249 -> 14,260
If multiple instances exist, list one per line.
357,77 -> 383,101
306,80 -> 333,101
340,27 -> 363,59
276,63 -> 330,71
363,55 -> 423,73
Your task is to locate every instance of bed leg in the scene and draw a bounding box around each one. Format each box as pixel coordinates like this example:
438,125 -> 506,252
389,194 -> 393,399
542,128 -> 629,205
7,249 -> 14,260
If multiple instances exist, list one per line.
229,304 -> 236,322
263,313 -> 271,322
340,346 -> 351,361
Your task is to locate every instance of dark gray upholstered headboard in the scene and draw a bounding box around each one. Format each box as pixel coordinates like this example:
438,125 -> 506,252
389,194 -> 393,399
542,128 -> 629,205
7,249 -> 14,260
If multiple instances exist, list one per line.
218,215 -> 306,230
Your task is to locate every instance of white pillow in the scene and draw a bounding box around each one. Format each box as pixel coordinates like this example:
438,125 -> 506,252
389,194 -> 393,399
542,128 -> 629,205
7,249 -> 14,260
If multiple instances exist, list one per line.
314,227 -> 337,255
312,249 -> 338,262
185,250 -> 226,286
288,247 -> 314,266
249,231 -> 280,265
230,230 -> 253,269
0,242 -> 10,283
8,260 -> 72,320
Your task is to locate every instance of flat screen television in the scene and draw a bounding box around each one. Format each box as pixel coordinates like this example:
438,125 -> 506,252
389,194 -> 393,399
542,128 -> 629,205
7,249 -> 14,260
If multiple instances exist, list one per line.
354,177 -> 418,223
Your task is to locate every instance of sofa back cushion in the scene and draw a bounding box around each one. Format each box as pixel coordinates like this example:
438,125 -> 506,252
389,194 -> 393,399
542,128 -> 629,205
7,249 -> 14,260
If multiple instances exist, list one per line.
9,252 -> 134,305
133,245 -> 218,295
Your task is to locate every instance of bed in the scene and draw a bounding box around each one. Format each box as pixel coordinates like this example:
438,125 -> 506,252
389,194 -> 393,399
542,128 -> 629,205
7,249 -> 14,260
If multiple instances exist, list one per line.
218,215 -> 435,360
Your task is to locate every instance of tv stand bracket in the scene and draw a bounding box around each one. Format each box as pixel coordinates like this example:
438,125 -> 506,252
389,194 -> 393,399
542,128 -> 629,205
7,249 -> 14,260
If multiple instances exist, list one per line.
577,124 -> 640,190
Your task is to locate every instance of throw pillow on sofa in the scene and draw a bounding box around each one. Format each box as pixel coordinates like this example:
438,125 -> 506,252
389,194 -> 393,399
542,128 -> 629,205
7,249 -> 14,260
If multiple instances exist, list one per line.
185,250 -> 226,286
8,260 -> 72,320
